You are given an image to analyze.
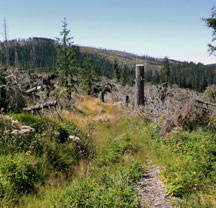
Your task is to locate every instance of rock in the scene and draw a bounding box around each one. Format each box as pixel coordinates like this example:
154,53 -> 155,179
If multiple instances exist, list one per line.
11,125 -> 35,135
11,130 -> 20,134
69,135 -> 80,142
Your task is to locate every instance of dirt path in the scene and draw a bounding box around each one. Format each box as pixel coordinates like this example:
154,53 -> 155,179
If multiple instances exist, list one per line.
137,166 -> 176,208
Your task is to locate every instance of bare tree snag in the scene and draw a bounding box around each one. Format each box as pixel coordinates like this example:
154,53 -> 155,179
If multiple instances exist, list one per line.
100,91 -> 105,102
125,95 -> 129,107
135,64 -> 145,108
3,18 -> 9,66
3,18 -> 8,42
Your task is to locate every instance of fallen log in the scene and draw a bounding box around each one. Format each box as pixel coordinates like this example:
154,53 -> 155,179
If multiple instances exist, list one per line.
23,101 -> 57,112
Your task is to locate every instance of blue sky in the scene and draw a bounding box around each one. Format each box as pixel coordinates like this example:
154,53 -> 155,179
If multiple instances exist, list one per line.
0,0 -> 215,64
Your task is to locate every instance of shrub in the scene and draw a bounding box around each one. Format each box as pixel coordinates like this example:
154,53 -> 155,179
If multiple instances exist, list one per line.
49,161 -> 142,208
47,130 -> 142,208
161,131 -> 216,197
44,142 -> 77,172
0,155 -> 40,199
0,133 -> 44,156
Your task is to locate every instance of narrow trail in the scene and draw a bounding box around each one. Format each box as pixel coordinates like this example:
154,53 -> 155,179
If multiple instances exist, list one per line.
137,165 -> 176,208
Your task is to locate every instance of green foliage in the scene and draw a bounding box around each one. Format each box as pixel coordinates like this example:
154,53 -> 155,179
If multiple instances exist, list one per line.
12,113 -> 79,136
0,114 -> 90,206
50,163 -> 142,208
160,130 -> 216,198
98,136 -> 138,166
0,116 -> 43,155
0,154 -> 40,200
120,65 -> 128,86
2,104 -> 216,207
0,69 -> 6,85
203,7 -> 216,54
177,194 -> 213,208
2,37 -> 216,92
12,113 -> 47,132
145,62 -> 215,92
0,38 -> 56,70
162,56 -> 170,83
113,59 -> 120,82
56,18 -> 80,96
48,134 -> 142,208
81,55 -> 99,95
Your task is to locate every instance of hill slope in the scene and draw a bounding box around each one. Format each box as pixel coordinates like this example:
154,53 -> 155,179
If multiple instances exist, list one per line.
1,37 -> 216,92
80,46 -> 163,70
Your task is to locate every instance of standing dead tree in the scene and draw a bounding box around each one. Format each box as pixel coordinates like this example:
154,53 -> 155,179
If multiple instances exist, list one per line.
99,83 -> 113,103
3,18 -> 9,66
135,64 -> 145,109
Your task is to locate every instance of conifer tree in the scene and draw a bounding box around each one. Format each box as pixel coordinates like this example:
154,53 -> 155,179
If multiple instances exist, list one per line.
113,59 -> 120,82
81,55 -> 99,95
56,18 -> 79,96
203,7 -> 216,54
162,56 -> 170,83
120,65 -> 128,86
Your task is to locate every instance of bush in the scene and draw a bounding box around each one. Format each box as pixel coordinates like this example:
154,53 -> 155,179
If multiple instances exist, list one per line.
0,155 -> 40,199
0,114 -> 91,206
47,131 -> 142,208
44,142 -> 77,172
161,130 -> 216,197
49,161 -> 142,208
0,133 -> 44,156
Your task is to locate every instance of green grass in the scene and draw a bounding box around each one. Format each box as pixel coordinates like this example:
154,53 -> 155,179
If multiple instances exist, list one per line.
1,99 -> 216,207
8,111 -> 146,208
160,130 -> 216,201
0,113 -> 90,207
46,136 -> 143,208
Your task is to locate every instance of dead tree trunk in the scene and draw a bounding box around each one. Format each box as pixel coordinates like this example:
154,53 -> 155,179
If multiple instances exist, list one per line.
135,64 -> 145,108
100,91 -> 105,103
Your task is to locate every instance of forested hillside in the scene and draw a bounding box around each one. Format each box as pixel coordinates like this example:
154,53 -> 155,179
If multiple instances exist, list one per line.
0,37 -> 216,92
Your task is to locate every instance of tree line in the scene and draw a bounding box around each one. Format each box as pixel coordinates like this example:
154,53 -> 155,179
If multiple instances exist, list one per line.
1,17 -> 216,93
146,60 -> 216,92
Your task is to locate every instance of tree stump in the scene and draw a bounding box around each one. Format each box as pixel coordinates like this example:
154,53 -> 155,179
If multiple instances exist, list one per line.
135,64 -> 145,108
100,91 -> 105,103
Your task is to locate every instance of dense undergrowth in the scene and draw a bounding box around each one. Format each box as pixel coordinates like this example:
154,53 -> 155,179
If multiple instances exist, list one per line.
0,96 -> 216,207
0,113 -> 90,207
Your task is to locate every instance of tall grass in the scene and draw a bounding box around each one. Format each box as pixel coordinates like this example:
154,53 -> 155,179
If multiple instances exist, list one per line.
0,112 -> 90,207
1,95 -> 215,207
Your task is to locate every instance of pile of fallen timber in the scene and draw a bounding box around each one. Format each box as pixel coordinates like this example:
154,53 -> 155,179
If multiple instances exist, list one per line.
23,101 -> 60,118
0,67 -> 57,113
135,84 -> 216,134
